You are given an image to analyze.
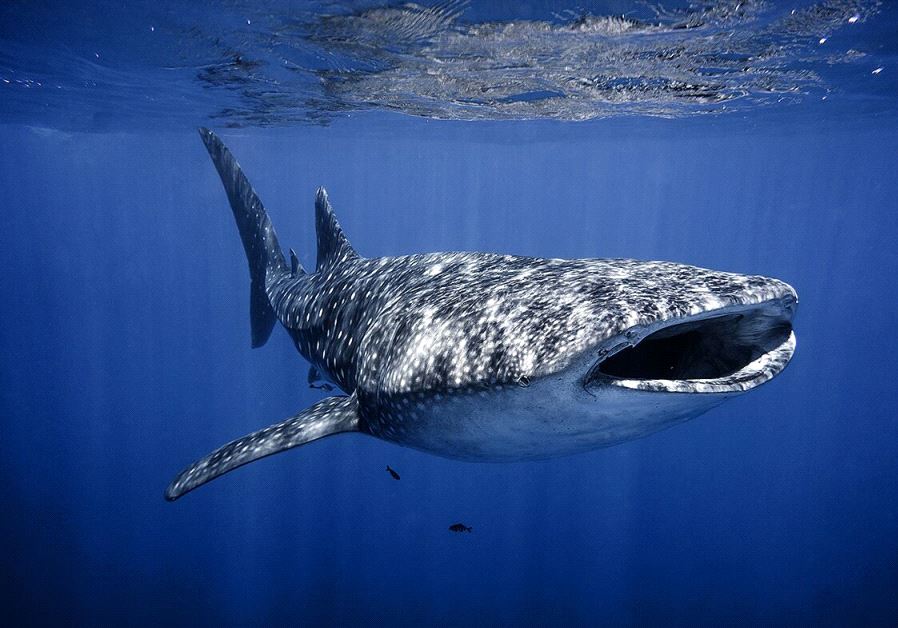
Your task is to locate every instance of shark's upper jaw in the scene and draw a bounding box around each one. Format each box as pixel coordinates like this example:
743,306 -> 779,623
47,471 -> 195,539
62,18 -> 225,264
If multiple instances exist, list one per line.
584,293 -> 797,395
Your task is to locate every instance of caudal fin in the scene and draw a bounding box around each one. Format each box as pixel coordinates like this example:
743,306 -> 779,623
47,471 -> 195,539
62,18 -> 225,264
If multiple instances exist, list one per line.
199,128 -> 294,347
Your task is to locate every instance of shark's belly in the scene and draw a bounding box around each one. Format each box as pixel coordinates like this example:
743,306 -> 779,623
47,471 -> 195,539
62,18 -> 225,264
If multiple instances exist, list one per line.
359,383 -> 732,461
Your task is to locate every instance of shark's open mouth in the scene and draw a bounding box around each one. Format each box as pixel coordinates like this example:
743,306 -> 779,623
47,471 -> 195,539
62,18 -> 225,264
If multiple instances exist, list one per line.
586,298 -> 796,394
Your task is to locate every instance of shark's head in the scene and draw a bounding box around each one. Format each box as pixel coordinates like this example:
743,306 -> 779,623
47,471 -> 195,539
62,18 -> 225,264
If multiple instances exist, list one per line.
574,264 -> 797,397
363,255 -> 797,459
581,298 -> 795,393
501,257 -> 798,453
517,257 -> 797,395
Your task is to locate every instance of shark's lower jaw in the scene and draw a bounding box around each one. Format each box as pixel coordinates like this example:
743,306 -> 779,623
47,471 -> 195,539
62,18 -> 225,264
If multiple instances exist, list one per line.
585,297 -> 796,394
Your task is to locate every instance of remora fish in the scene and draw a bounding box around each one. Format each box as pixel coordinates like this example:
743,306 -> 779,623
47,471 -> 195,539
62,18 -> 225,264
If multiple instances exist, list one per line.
165,129 -> 797,501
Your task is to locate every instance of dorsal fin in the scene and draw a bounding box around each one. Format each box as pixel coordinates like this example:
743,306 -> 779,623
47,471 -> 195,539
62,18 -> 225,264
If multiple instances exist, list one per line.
289,248 -> 301,277
315,187 -> 358,272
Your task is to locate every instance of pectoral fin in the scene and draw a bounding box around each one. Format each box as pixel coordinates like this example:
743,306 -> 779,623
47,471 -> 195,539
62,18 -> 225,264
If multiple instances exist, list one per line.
165,394 -> 360,501
307,365 -> 334,391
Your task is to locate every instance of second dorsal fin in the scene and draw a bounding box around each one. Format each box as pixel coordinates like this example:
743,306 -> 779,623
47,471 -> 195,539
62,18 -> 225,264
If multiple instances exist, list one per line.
315,187 -> 359,272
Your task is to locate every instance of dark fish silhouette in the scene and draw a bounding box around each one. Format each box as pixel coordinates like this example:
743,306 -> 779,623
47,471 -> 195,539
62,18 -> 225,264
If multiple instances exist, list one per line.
386,465 -> 400,480
449,523 -> 472,533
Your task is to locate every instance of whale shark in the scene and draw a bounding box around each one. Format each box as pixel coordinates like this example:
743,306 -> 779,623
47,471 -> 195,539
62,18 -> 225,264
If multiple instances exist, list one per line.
165,129 -> 797,501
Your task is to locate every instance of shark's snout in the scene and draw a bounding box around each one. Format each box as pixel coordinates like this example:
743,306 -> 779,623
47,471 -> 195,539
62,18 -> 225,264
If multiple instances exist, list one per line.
585,282 -> 797,395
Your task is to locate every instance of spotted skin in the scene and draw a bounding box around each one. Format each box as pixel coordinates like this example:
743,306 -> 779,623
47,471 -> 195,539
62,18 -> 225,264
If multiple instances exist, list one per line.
165,395 -> 358,500
269,252 -> 793,394
165,130 -> 797,500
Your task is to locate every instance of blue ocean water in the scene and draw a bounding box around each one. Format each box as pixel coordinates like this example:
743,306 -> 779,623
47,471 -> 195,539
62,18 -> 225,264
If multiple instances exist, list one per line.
2,1 -> 897,625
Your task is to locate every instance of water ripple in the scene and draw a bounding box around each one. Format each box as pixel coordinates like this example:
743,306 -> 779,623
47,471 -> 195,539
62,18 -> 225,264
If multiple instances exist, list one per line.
0,0 -> 889,129
199,0 -> 883,124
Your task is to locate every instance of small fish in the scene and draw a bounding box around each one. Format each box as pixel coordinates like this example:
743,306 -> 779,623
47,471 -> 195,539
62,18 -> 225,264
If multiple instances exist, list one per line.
386,465 -> 400,480
449,523 -> 472,533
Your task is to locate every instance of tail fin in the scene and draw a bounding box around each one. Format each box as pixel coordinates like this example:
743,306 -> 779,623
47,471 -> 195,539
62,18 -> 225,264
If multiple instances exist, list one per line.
199,128 -> 294,347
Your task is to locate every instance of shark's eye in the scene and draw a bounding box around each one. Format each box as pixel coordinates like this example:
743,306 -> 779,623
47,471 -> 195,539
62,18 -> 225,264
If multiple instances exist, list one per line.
517,375 -> 531,387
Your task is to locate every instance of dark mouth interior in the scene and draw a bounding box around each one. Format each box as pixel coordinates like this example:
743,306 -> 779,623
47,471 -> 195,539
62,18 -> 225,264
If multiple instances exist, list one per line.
595,310 -> 792,381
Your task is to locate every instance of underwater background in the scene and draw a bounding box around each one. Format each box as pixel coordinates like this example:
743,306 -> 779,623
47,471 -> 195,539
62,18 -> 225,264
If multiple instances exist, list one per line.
2,1 -> 897,625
